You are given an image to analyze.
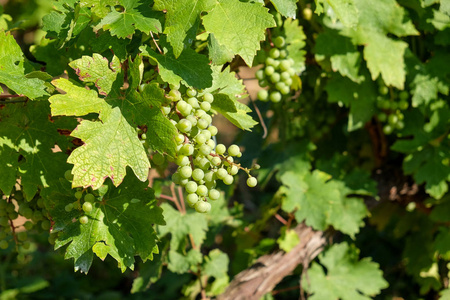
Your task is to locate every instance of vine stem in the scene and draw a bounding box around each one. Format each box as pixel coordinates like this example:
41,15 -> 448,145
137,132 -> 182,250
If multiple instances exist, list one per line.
150,32 -> 163,54
0,94 -> 23,99
275,213 -> 288,225
169,183 -> 184,214
177,186 -> 186,214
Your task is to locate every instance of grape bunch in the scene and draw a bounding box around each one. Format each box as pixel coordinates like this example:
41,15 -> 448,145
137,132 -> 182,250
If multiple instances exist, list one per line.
148,86 -> 257,213
255,34 -> 296,103
63,170 -> 97,226
376,83 -> 409,135
0,187 -> 52,250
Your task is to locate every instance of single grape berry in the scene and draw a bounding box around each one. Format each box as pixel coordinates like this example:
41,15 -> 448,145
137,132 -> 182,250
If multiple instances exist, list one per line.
209,189 -> 220,200
82,202 -> 93,213
64,170 -> 73,181
247,177 -> 257,188
74,191 -> 83,200
228,145 -> 240,157
79,216 -> 89,225
0,240 -> 8,250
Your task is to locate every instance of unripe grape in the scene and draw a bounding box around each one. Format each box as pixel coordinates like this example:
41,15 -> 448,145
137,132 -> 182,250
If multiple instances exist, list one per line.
383,124 -> 394,135
269,48 -> 280,59
270,91 -> 282,103
279,60 -> 291,72
303,7 -> 312,20
192,169 -> 205,181
195,201 -> 211,213
208,126 -> 218,136
185,181 -> 198,194
187,88 -> 197,97
169,89 -> 181,101
196,185 -> 208,197
247,177 -> 257,188
195,134 -> 207,145
79,216 -> 89,225
223,175 -> 234,185
186,193 -> 199,207
378,86 -> 389,95
258,89 -> 269,101
41,220 -> 51,231
211,156 -> 222,166
162,106 -> 171,115
176,155 -> 190,166
216,168 -> 228,180
388,114 -> 398,125
82,202 -> 93,213
181,144 -> 194,156
201,113 -> 212,124
259,79 -> 269,87
206,139 -> 215,149
175,134 -> 185,144
204,171 -> 215,183
228,165 -> 239,175
0,216 -> 10,227
200,101 -> 211,111
273,36 -> 286,48
64,170 -> 73,181
265,66 -> 275,76
399,100 -> 409,110
270,72 -> 281,83
216,144 -> 226,155
378,112 -> 387,122
199,144 -> 212,156
197,118 -> 209,130
24,221 -> 33,230
0,240 -> 8,249
228,145 -> 240,157
17,231 -> 27,241
203,93 -> 214,103
74,191 -> 83,200
209,189 -> 220,200
65,203 -> 74,212
186,114 -> 197,126
180,166 -> 193,179
255,69 -> 265,80
177,119 -> 192,133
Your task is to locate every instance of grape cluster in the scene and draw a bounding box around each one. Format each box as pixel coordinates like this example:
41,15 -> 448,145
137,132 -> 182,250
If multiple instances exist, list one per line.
376,84 -> 409,135
255,35 -> 296,103
63,170 -> 97,226
149,86 -> 257,213
0,187 -> 52,250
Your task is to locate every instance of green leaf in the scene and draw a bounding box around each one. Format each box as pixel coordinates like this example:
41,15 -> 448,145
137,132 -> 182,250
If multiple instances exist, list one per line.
69,54 -> 121,96
95,0 -> 162,38
315,29 -> 362,83
0,31 -> 49,99
49,78 -> 150,189
270,0 -> 297,18
140,45 -> 213,89
80,0 -> 119,18
208,33 -> 234,65
283,18 -> 307,73
315,0 -> 359,27
277,229 -> 300,252
304,242 -> 388,300
0,102 -> 71,199
154,0 -> 215,57
280,169 -> 367,237
158,203 -> 208,251
211,94 -> 258,131
52,176 -> 164,273
202,0 -> 275,65
203,249 -> 230,295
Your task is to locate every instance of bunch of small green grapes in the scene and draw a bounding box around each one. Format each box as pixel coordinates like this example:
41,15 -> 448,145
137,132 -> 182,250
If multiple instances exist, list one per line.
150,87 -> 257,213
376,84 -> 409,134
255,35 -> 296,103
0,188 -> 52,250
63,170 -> 97,227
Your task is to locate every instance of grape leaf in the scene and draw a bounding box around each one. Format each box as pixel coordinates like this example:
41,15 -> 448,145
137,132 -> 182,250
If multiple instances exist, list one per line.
315,29 -> 362,83
0,7 -> 11,30
280,169 -> 367,237
154,0 -> 215,57
208,33 -> 235,65
202,0 -> 275,66
140,44 -> 213,89
0,102 -> 71,199
211,94 -> 257,131
203,249 -> 230,295
0,31 -> 49,99
95,0 -> 162,38
270,0 -> 297,18
49,78 -> 150,189
304,242 -> 388,300
315,0 -> 359,27
277,229 -> 300,252
80,0 -> 118,18
69,54 -> 121,96
51,176 -> 164,273
283,18 -> 307,73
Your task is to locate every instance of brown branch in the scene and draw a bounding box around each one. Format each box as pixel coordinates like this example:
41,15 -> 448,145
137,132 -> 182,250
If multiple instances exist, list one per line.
218,223 -> 326,300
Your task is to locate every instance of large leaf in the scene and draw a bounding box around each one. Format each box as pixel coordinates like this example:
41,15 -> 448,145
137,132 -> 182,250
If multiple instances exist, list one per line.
0,31 -> 48,99
304,242 -> 388,299
202,0 -> 275,65
95,0 -> 162,38
49,78 -> 150,189
51,176 -> 164,273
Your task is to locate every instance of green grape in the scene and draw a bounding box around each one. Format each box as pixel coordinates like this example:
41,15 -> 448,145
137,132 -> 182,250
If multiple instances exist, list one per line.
228,145 -> 240,157
210,156 -> 222,166
22,241 -> 31,249
195,134 -> 207,145
65,203 -> 74,212
255,69 -> 265,80
379,86 -> 389,95
177,119 -> 192,133
208,189 -> 220,200
172,172 -> 182,185
259,79 -> 269,87
303,7 -> 312,20
200,101 -> 211,112
197,118 -> 209,130
270,91 -> 282,103
6,203 -> 15,213
204,171 -> 215,183
206,139 -> 215,149
216,168 -> 228,180
141,133 -> 147,140
24,221 -> 33,230
186,115 -> 197,126
247,177 -> 257,188
388,114 -> 398,125
196,185 -> 208,197
223,175 -> 234,185
187,88 -> 197,97
383,124 -> 394,135
216,144 -> 226,155
41,220 -> 51,231
181,144 -> 194,156
64,170 -> 73,181
22,208 -> 33,219
195,201 -> 211,213
187,97 -> 200,109
279,49 -> 287,58
74,191 -> 83,200
399,90 -> 409,100
192,169 -> 205,181
280,86 -> 290,95
378,112 -> 387,122
269,48 -> 280,59
203,93 -> 214,103
82,202 -> 93,213
208,126 -> 218,136
279,60 -> 291,72
33,211 -> 43,221
201,113 -> 212,124
396,120 -> 405,130
0,217 -> 9,227
169,89 -> 182,101
180,166 -> 193,179
399,100 -> 409,110
228,165 -> 239,176
185,181 -> 198,194
162,106 -> 171,115
186,193 -> 199,207
258,89 -> 269,101
175,134 -> 185,144
270,72 -> 281,83
0,240 -> 8,250
265,66 -> 275,76
79,216 -> 89,225
273,36 -> 285,48
199,144 -> 212,156
37,198 -> 45,208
